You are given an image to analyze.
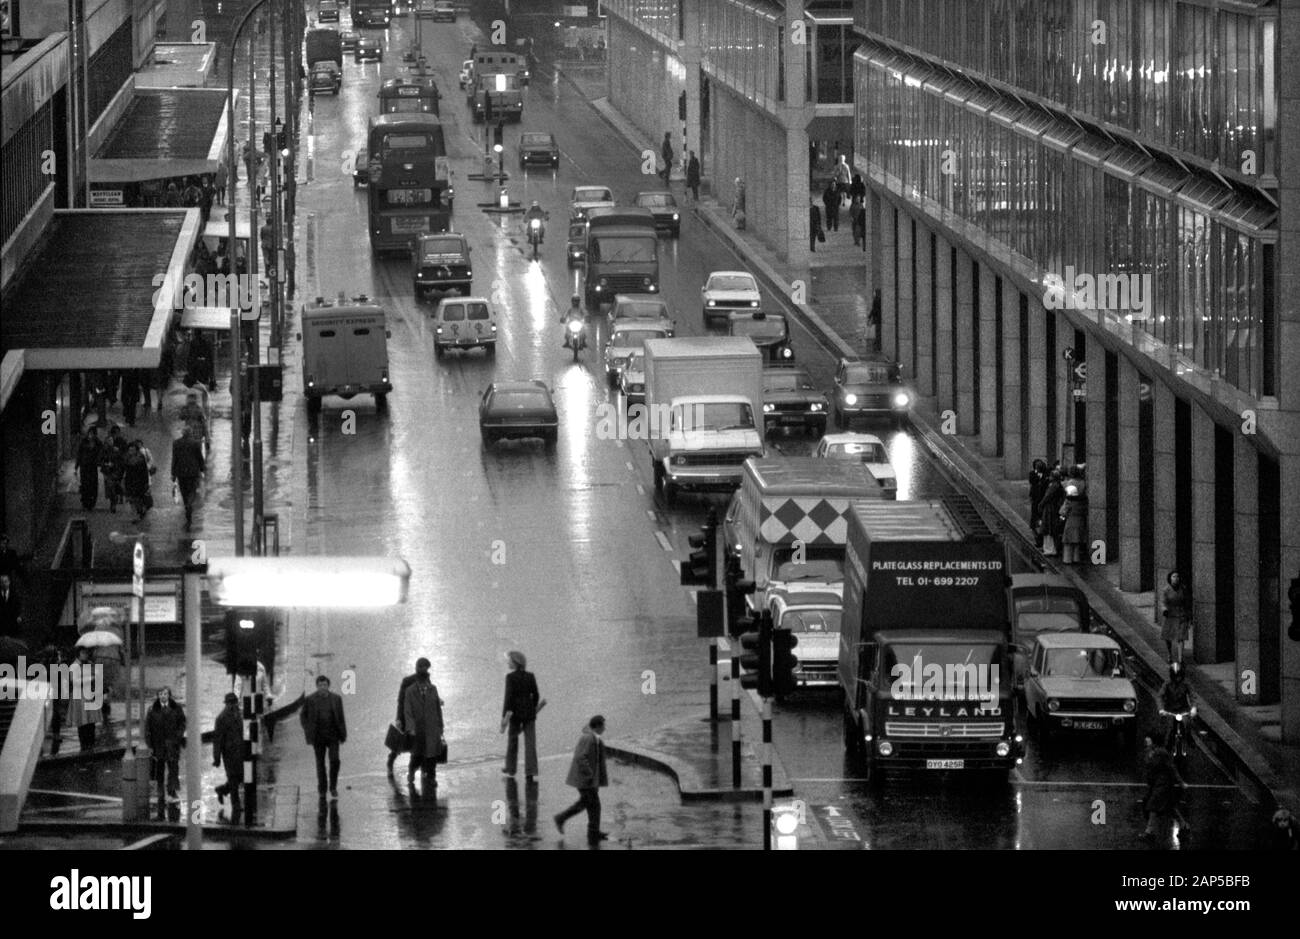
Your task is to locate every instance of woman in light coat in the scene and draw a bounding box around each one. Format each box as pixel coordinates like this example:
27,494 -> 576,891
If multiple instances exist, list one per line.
403,669 -> 444,790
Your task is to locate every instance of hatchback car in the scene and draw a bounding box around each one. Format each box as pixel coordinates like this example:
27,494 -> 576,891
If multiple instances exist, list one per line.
433,296 -> 496,357
633,191 -> 681,237
619,352 -> 646,408
570,185 -> 615,219
308,61 -> 341,96
728,311 -> 792,363
414,232 -> 472,297
605,322 -> 672,386
355,36 -> 383,62
317,0 -> 340,22
519,132 -> 560,169
768,588 -> 843,687
832,355 -> 911,428
762,367 -> 827,435
607,293 -> 674,329
702,270 -> 760,328
1024,633 -> 1137,748
1011,573 -> 1090,691
813,432 -> 897,497
340,30 -> 360,52
480,381 -> 558,447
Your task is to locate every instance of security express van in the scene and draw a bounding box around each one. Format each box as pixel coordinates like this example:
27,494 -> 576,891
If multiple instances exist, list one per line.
299,295 -> 393,414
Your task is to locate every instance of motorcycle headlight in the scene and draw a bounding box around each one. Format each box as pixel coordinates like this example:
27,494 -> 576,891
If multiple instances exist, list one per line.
1047,699 -> 1060,712
844,393 -> 858,405
568,320 -> 582,334
893,391 -> 911,408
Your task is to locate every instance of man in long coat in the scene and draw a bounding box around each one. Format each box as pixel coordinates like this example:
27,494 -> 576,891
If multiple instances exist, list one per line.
388,658 -> 426,772
403,661 -> 444,789
554,715 -> 610,845
213,692 -> 244,815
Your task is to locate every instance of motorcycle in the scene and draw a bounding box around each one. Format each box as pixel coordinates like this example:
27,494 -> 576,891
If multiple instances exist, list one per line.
564,317 -> 586,362
1159,706 -> 1197,759
528,217 -> 544,260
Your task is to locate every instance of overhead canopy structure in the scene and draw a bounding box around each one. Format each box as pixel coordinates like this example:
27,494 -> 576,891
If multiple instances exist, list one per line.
89,88 -> 231,188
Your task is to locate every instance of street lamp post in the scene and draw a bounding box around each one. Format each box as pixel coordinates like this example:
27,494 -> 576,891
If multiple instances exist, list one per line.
108,531 -> 150,822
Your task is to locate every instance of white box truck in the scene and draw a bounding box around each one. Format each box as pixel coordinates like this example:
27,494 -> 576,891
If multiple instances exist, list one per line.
643,336 -> 765,505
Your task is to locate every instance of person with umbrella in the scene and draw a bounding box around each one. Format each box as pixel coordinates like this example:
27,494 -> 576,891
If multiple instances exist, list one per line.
65,646 -> 101,751
146,686 -> 186,806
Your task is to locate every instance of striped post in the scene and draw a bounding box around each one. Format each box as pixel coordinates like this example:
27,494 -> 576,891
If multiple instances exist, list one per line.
762,696 -> 773,850
242,691 -> 264,821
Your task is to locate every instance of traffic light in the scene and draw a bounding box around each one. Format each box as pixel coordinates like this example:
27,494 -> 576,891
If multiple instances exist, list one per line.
725,563 -> 756,636
739,609 -> 774,696
772,627 -> 799,698
484,92 -> 494,124
680,507 -> 717,587
1288,575 -> 1300,641
224,608 -> 273,678
493,122 -> 504,153
678,91 -> 687,121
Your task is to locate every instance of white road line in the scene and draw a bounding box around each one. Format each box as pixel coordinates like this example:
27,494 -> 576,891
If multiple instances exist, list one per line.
625,461 -> 635,472
645,509 -> 657,520
27,789 -> 122,803
654,530 -> 673,552
636,483 -> 646,495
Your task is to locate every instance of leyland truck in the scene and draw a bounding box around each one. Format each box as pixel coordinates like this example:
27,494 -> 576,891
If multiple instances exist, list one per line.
839,498 -> 1022,782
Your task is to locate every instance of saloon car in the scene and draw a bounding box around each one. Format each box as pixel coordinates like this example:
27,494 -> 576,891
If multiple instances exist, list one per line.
519,132 -> 560,168
605,322 -> 672,386
355,36 -> 383,62
633,191 -> 681,237
832,355 -> 911,428
702,270 -> 760,328
761,367 -> 827,435
813,432 -> 897,497
480,380 -> 558,447
728,311 -> 792,363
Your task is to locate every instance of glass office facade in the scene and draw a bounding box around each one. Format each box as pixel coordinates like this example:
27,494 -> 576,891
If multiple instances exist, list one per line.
854,0 -> 1278,181
701,0 -> 784,110
810,19 -> 860,104
856,48 -> 1274,398
601,0 -> 681,46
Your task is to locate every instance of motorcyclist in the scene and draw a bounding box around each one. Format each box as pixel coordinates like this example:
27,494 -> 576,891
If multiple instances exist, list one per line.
1157,662 -> 1195,751
560,294 -> 585,349
525,201 -> 548,241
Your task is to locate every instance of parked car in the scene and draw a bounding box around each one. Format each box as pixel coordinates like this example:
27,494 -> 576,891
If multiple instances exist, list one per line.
701,270 -> 760,328
432,296 -> 497,357
1024,633 -> 1137,748
812,432 -> 897,497
414,232 -> 473,298
519,132 -> 560,168
633,191 -> 681,237
761,366 -> 828,436
480,380 -> 558,447
831,355 -> 911,428
309,61 -> 342,96
355,36 -> 382,62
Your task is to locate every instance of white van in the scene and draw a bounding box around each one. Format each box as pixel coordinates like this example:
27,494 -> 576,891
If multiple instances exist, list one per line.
432,295 -> 497,357
299,295 -> 393,414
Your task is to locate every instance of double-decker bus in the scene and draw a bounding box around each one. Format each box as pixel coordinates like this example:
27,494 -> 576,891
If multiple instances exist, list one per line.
352,0 -> 391,26
378,78 -> 439,115
367,114 -> 452,253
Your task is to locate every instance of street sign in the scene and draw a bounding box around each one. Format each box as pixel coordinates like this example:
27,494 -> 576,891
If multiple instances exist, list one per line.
1073,361 -> 1088,383
1062,346 -> 1074,361
132,543 -> 145,599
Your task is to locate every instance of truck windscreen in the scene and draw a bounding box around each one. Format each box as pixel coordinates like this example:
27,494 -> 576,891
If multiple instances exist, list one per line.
590,236 -> 656,263
771,546 -> 843,583
671,402 -> 753,432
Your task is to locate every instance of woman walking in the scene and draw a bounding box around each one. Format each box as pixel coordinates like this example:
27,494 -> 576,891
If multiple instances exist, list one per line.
403,660 -> 444,791
501,651 -> 543,782
146,687 -> 186,806
1161,571 -> 1192,663
1037,466 -> 1065,556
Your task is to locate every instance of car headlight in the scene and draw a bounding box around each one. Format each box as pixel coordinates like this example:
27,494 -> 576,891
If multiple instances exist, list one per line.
1047,699 -> 1060,712
642,277 -> 651,286
995,741 -> 1011,757
491,324 -> 497,332
893,391 -> 911,408
672,213 -> 679,220
599,278 -> 608,286
750,300 -> 759,307
763,403 -> 775,413
809,403 -> 823,412
781,347 -> 792,358
1123,699 -> 1136,713
707,299 -> 716,306
434,326 -> 442,334
844,393 -> 858,405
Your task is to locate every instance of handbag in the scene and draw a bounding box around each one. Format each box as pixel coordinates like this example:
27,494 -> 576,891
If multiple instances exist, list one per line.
384,722 -> 410,752
436,736 -> 448,764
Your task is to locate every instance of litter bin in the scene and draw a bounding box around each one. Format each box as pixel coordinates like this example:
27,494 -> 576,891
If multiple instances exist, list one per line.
121,747 -> 154,822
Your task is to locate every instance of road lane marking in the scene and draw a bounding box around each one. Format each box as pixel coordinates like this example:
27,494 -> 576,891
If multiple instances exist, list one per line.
625,461 -> 635,472
636,483 -> 646,495
645,509 -> 656,520
654,530 -> 673,552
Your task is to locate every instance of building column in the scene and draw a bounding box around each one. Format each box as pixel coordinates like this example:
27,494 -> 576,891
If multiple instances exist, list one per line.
1117,356 -> 1142,592
1190,406 -> 1219,664
934,234 -> 954,412
1055,318 -> 1074,465
1026,298 -> 1048,464
683,0 -> 702,167
780,0 -> 811,267
1000,277 -> 1023,478
978,264 -> 999,457
1152,380 -> 1178,609
879,200 -> 897,361
915,223 -> 934,396
897,215 -> 914,380
954,250 -> 975,434
1234,437 -> 1261,704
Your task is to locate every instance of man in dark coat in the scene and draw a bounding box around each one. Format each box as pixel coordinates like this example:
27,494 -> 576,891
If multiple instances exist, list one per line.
501,650 -> 541,780
1028,459 -> 1049,546
810,203 -> 823,252
660,131 -> 674,183
1140,745 -> 1185,846
686,151 -> 701,202
213,692 -> 244,814
300,675 -> 347,799
75,427 -> 102,510
171,426 -> 206,531
120,370 -> 141,426
822,179 -> 840,231
144,687 -> 186,803
0,574 -> 22,639
1037,467 -> 1065,556
403,662 -> 444,789
554,715 -> 610,845
387,658 -> 425,771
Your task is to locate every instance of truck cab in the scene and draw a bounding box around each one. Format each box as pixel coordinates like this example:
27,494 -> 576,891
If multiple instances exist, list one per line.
299,296 -> 393,415
584,208 -> 659,309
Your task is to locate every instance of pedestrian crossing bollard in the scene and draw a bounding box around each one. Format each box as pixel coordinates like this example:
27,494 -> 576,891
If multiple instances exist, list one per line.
242,692 -> 265,823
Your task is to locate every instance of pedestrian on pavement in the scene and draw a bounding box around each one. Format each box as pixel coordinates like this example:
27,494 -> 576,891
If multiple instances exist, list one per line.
810,201 -> 824,252
300,674 -> 347,799
214,163 -> 228,205
501,650 -> 542,781
403,660 -> 444,790
198,177 -> 215,223
1058,484 -> 1088,565
732,178 -> 746,230
0,573 -> 22,639
41,645 -> 69,755
1037,467 -> 1065,556
849,194 -> 866,246
833,154 -> 852,203
179,388 -> 210,455
822,179 -> 840,232
170,425 -> 206,532
163,182 -> 181,207
66,647 -> 99,751
139,368 -> 156,415
1271,808 -> 1300,851
850,172 -> 866,204
76,426 -> 103,510
1161,571 -> 1192,664
146,687 -> 186,804
1028,458 -> 1049,547
98,428 -> 126,514
686,151 -> 701,202
260,220 -> 274,273
554,715 -> 610,844
121,442 -> 153,521
213,691 -> 244,815
660,131 -> 674,183
120,369 -> 141,426
182,177 -> 203,208
387,658 -> 424,772
187,330 -> 215,388
1139,745 -> 1185,847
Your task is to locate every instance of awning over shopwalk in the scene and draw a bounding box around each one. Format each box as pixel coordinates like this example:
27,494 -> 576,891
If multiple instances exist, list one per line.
89,88 -> 232,194
0,210 -> 201,384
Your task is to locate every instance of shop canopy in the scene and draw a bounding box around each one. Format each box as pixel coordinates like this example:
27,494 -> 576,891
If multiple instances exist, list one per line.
90,88 -> 232,184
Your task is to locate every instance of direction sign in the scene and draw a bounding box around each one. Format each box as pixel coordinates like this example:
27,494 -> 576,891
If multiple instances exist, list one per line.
1073,361 -> 1088,383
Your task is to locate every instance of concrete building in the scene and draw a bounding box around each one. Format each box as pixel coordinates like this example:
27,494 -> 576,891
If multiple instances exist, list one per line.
602,0 -> 861,263
851,0 -> 1299,738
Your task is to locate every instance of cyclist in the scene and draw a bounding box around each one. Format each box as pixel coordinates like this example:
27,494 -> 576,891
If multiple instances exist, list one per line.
1157,662 -> 1195,754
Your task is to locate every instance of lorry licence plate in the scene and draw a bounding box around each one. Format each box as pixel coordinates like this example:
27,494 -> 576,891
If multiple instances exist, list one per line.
926,759 -> 964,770
392,217 -> 430,234
1074,720 -> 1106,730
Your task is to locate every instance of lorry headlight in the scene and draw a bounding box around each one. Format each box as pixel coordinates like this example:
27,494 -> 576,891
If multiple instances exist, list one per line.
893,392 -> 911,408
877,740 -> 893,756
1123,699 -> 1136,712
995,741 -> 1011,757
844,393 -> 858,405
809,403 -> 823,412
1047,699 -> 1060,712
763,403 -> 775,413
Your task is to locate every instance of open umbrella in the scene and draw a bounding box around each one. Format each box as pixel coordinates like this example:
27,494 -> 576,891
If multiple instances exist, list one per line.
0,635 -> 28,666
75,630 -> 124,650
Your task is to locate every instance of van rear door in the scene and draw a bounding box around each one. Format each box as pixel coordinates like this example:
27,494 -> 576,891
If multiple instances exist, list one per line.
344,316 -> 387,388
